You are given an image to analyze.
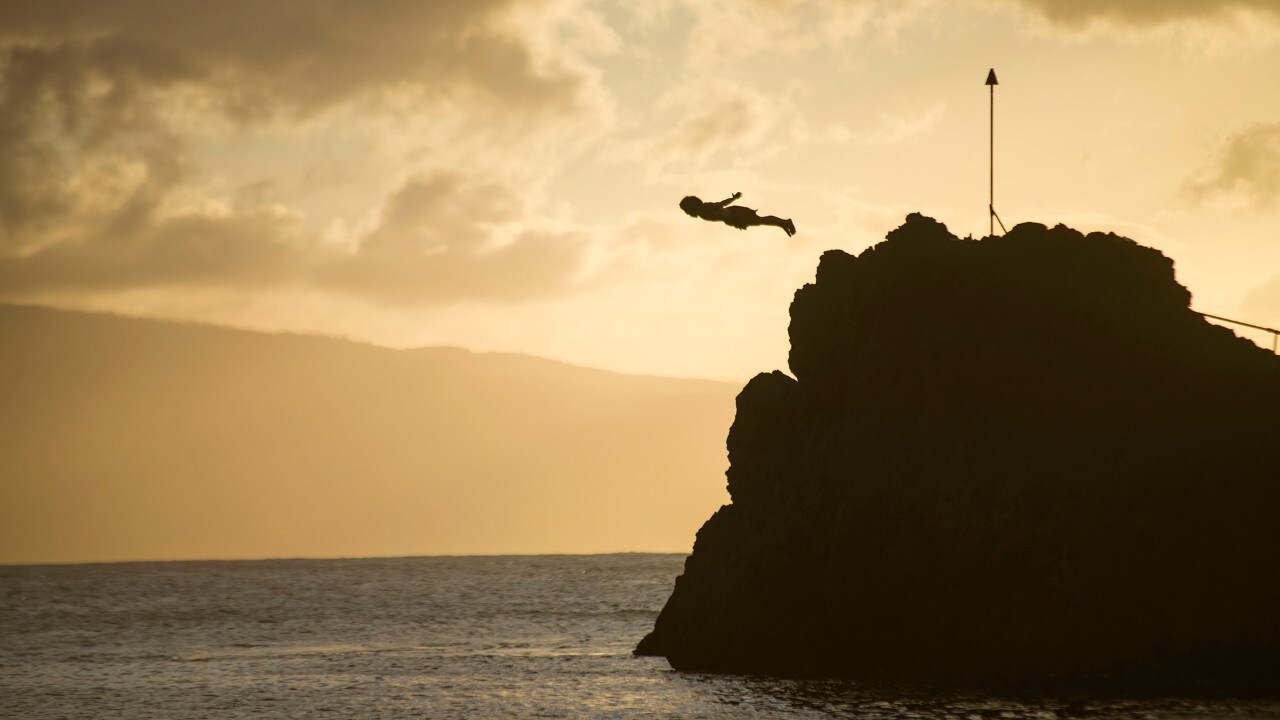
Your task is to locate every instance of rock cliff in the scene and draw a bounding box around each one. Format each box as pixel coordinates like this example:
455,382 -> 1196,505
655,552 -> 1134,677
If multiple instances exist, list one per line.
637,214 -> 1280,692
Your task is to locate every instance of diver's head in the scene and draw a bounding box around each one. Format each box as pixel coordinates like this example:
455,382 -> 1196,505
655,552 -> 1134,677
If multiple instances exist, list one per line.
679,196 -> 702,216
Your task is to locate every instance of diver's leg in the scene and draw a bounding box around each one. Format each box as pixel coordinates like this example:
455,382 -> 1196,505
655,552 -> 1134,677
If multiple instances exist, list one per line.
758,215 -> 795,236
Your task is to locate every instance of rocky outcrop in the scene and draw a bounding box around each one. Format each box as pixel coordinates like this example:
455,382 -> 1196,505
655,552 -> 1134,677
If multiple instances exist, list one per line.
637,214 -> 1280,693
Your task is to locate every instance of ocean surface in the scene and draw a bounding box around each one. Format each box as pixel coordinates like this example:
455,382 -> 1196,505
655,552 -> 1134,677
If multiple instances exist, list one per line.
2,554 -> 1276,719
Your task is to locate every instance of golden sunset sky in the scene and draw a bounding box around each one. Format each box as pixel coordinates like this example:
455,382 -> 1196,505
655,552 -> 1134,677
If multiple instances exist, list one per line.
2,0 -> 1278,381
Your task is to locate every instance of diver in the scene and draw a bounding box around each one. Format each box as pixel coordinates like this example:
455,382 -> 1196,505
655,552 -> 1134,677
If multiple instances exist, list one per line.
679,192 -> 795,236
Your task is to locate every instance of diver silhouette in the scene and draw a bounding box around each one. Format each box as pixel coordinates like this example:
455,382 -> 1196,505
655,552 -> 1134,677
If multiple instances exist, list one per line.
680,192 -> 795,237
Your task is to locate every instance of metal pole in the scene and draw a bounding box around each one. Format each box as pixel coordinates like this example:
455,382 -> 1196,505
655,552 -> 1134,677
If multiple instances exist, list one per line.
985,69 -> 998,237
1196,311 -> 1280,354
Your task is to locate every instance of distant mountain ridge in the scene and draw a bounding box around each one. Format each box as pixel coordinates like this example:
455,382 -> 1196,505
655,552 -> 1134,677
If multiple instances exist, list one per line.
0,304 -> 735,564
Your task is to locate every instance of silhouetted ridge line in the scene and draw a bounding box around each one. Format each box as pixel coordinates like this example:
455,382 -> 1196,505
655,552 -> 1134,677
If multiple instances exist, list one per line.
636,213 -> 1280,695
0,303 -> 736,563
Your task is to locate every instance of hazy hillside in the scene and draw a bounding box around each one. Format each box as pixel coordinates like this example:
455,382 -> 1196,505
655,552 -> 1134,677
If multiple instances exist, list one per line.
0,305 -> 736,564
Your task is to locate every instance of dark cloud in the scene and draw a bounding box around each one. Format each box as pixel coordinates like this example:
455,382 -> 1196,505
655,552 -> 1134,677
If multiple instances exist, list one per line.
0,1 -> 591,305
323,172 -> 587,305
0,38 -> 185,252
0,0 -> 585,248
0,1 -> 583,121
1016,0 -> 1280,28
0,170 -> 587,306
0,209 -> 308,294
1190,122 -> 1280,210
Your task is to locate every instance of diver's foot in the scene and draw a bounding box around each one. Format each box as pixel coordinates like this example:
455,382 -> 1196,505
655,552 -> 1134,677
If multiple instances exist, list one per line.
784,219 -> 796,236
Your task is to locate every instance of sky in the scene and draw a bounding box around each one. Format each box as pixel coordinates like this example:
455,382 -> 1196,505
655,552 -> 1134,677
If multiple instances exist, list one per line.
2,0 -> 1278,381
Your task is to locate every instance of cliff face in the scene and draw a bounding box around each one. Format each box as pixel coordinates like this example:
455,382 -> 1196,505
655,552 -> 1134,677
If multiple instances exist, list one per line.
636,214 -> 1280,692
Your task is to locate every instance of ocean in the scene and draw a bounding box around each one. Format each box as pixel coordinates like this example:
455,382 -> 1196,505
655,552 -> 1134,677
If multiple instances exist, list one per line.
2,554 -> 1276,719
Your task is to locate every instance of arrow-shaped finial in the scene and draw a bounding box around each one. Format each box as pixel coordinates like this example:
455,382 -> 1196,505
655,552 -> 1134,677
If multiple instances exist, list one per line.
985,68 -> 998,86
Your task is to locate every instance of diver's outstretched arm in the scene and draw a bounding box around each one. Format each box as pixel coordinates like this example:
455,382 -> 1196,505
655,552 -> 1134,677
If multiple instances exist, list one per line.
712,192 -> 743,207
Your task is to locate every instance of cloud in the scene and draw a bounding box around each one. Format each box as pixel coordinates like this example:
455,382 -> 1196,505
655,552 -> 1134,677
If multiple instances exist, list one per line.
0,1 -> 587,122
666,87 -> 777,163
0,208 -> 307,294
0,1 -> 599,306
610,80 -> 788,180
0,168 -> 588,306
1188,122 -> 1280,210
0,38 -> 185,254
0,0 -> 598,238
1008,0 -> 1280,53
679,0 -> 933,68
322,172 -> 587,305
860,103 -> 947,146
1014,0 -> 1280,29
